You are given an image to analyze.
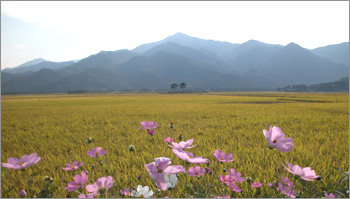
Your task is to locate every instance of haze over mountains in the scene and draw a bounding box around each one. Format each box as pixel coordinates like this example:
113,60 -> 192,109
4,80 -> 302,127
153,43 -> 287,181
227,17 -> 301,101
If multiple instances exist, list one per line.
1,33 -> 349,94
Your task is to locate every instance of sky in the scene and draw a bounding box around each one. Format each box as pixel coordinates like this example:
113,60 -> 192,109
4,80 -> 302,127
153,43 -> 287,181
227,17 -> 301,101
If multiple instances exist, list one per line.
1,1 -> 349,69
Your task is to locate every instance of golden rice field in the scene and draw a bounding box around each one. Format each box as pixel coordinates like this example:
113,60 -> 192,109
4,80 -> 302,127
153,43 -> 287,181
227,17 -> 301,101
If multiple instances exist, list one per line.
1,92 -> 349,198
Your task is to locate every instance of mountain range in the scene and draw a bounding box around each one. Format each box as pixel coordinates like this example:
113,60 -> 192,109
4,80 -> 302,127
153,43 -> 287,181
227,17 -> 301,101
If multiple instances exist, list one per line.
1,33 -> 349,94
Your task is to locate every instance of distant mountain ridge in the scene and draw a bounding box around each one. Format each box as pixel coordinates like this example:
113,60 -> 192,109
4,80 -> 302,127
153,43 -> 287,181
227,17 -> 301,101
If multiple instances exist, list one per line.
3,61 -> 75,74
2,33 -> 349,94
14,58 -> 47,68
3,58 -> 47,73
244,42 -> 348,87
311,42 -> 349,66
133,32 -> 239,59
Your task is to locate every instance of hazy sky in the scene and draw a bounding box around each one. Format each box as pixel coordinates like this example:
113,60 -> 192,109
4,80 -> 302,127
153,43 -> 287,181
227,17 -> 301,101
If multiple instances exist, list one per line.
1,1 -> 349,69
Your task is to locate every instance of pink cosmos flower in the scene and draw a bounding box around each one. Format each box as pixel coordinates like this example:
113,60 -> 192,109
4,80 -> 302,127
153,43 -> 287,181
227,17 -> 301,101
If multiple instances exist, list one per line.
164,137 -> 174,144
263,126 -> 293,152
78,193 -> 95,198
86,176 -> 114,196
139,121 -> 159,131
120,188 -> 131,196
169,138 -> 197,149
2,153 -> 41,169
325,192 -> 335,198
66,171 -> 88,192
172,148 -> 208,164
283,161 -> 319,181
251,182 -> 262,188
62,161 -> 83,171
227,182 -> 242,192
139,121 -> 159,136
19,190 -> 26,198
213,150 -> 234,162
145,157 -> 185,191
277,176 -> 296,198
281,176 -> 294,187
277,183 -> 296,198
187,166 -> 206,177
147,130 -> 155,136
228,169 -> 245,182
215,196 -> 230,198
220,175 -> 234,185
87,147 -> 107,158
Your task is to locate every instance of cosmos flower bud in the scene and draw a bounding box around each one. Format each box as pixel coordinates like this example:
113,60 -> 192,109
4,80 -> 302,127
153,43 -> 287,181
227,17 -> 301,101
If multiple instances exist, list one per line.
316,176 -> 322,181
137,174 -> 142,180
128,144 -> 135,152
19,190 -> 26,198
223,168 -> 226,172
99,160 -> 104,165
91,164 -> 95,169
43,176 -> 54,183
170,122 -> 174,128
178,134 -> 183,141
86,137 -> 93,143
205,168 -> 212,174
245,177 -> 252,183
147,129 -> 154,136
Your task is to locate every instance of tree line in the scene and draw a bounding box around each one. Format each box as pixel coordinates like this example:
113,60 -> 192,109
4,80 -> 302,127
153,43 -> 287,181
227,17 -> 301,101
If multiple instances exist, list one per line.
170,82 -> 186,92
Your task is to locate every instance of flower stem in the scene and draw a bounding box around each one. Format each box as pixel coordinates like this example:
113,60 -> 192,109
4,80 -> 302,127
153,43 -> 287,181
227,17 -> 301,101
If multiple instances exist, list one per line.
129,153 -> 133,196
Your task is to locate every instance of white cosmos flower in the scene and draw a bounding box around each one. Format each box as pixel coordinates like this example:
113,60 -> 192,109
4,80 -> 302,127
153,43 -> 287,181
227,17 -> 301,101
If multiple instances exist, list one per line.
164,174 -> 178,189
130,185 -> 154,198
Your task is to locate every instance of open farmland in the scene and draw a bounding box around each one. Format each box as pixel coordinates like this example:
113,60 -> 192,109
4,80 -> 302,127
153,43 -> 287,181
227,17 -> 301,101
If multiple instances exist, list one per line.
1,92 -> 349,198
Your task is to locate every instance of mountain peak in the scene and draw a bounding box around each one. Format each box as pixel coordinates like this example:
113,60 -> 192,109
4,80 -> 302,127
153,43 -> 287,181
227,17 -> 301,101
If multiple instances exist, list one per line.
278,42 -> 315,58
282,42 -> 308,52
165,32 -> 192,40
286,42 -> 301,48
33,58 -> 46,61
244,39 -> 261,44
173,32 -> 190,37
11,58 -> 48,69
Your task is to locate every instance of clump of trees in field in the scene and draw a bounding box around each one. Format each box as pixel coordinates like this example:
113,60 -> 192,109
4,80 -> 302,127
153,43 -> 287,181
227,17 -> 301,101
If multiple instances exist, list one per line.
170,82 -> 187,93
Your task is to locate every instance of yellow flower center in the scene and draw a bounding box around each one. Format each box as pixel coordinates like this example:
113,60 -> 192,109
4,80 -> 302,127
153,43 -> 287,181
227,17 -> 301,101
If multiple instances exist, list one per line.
19,162 -> 25,166
140,194 -> 144,198
221,157 -> 225,160
188,156 -> 192,159
195,172 -> 199,175
77,183 -> 81,186
272,140 -> 277,143
71,165 -> 76,169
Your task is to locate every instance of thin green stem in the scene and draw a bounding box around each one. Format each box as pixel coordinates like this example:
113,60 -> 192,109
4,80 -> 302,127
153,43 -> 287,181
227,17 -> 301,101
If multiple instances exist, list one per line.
129,153 -> 133,196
